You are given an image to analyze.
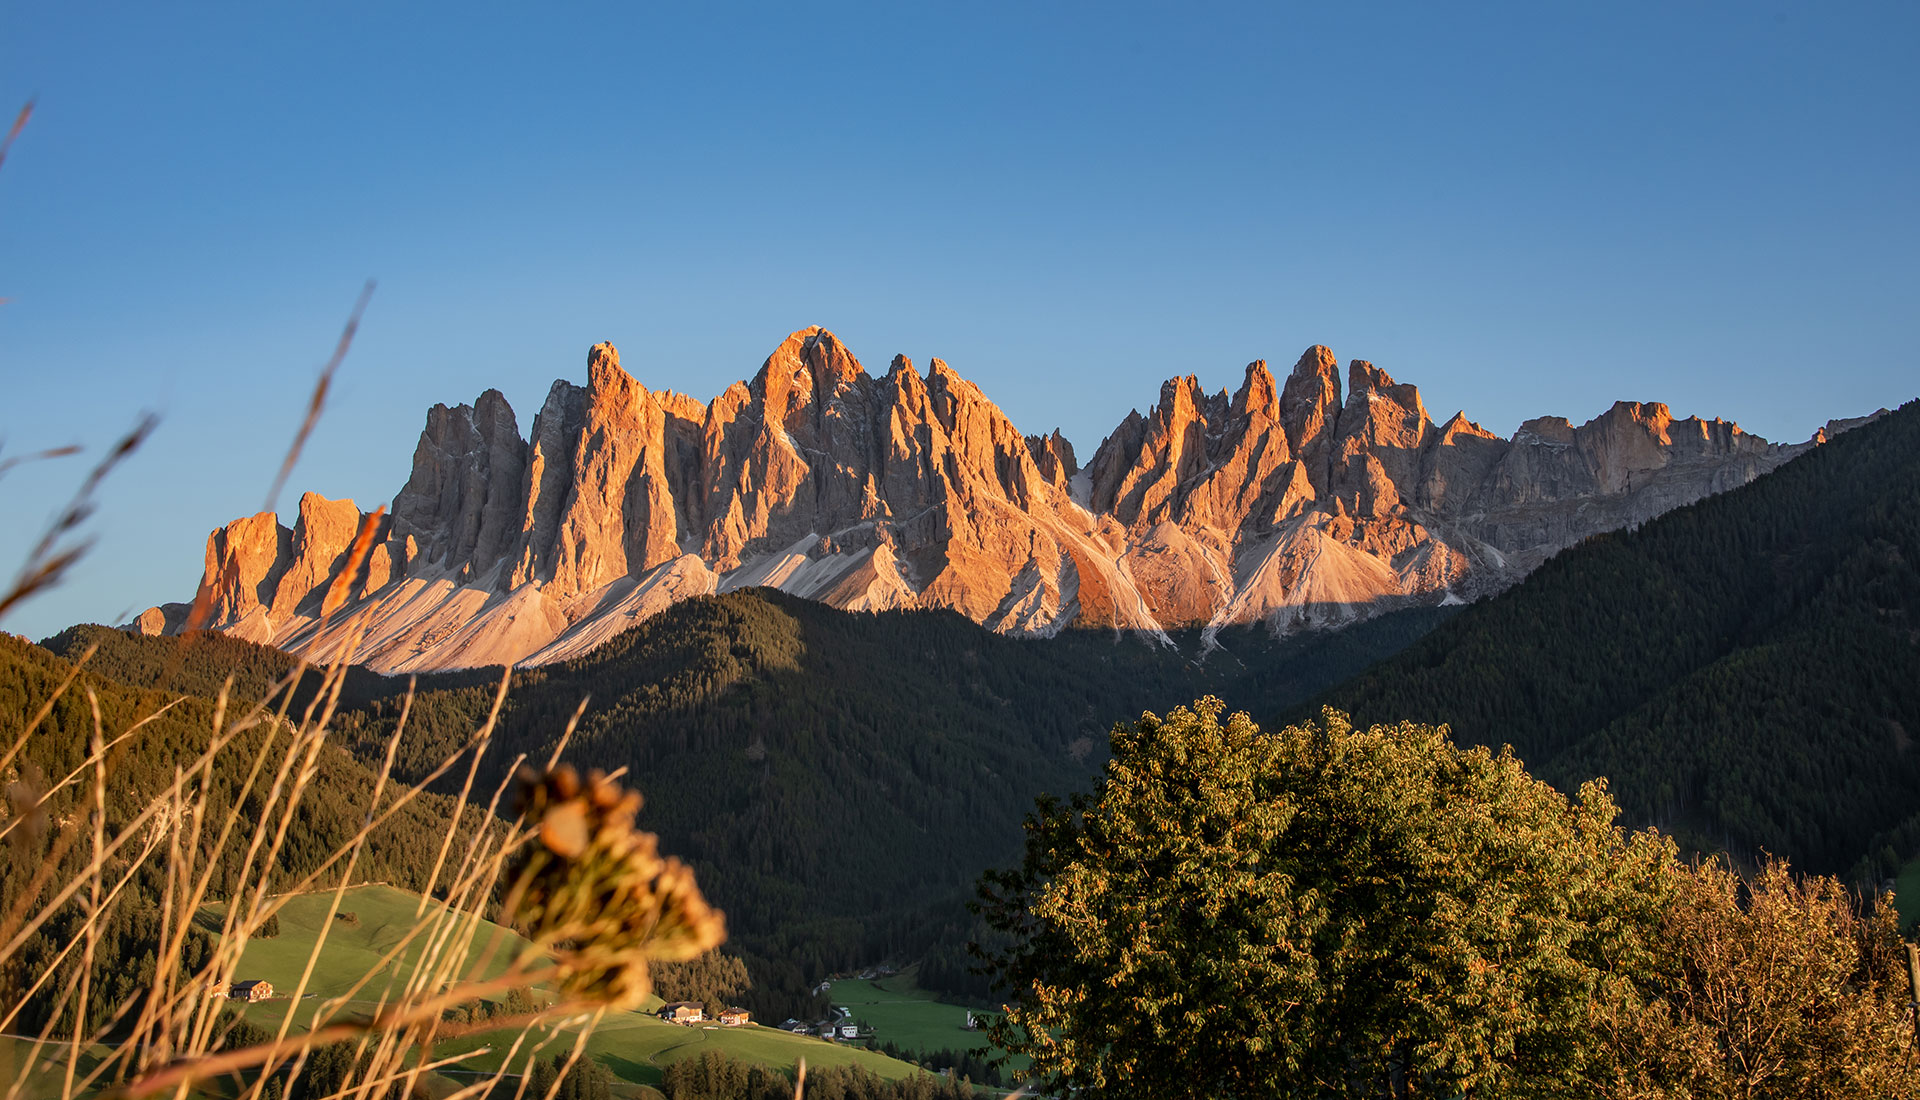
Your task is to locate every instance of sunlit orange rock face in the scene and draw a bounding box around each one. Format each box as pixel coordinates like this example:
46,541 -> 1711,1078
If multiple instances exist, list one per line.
137,327 -> 1830,673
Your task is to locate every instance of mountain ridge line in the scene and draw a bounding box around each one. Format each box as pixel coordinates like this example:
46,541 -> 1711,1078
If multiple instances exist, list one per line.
131,325 -> 1883,673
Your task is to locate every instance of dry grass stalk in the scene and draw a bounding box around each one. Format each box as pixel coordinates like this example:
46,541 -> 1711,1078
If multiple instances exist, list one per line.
319,505 -> 385,621
0,415 -> 157,625
0,99 -> 31,176
0,275 -> 739,1100
0,444 -> 82,481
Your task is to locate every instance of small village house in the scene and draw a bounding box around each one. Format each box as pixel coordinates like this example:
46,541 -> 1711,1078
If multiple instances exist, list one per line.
229,980 -> 272,1002
718,1007 -> 750,1026
658,1002 -> 704,1024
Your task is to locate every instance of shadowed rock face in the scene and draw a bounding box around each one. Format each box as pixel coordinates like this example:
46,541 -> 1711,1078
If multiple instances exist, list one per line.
140,326 -> 1859,673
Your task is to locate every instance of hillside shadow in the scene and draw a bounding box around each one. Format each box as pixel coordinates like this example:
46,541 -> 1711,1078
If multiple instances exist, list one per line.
599,1051 -> 661,1086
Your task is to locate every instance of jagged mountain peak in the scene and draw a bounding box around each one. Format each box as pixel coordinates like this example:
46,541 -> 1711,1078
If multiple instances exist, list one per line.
587,339 -> 622,375
1344,359 -> 1421,407
1289,344 -> 1340,382
925,356 -> 971,387
755,324 -> 864,392
1025,429 -> 1079,488
139,328 -> 1847,673
1230,360 -> 1280,421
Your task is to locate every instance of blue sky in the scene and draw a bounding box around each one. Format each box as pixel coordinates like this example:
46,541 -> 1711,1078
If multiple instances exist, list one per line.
2,3 -> 1915,639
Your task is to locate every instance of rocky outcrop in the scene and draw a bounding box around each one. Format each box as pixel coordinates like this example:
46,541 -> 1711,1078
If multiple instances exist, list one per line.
135,327 -> 1845,673
389,388 -> 525,580
269,493 -> 367,620
183,494 -> 385,645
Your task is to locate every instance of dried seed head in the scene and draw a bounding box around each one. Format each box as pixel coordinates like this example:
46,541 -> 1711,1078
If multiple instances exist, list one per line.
508,765 -> 724,1010
538,799 -> 591,859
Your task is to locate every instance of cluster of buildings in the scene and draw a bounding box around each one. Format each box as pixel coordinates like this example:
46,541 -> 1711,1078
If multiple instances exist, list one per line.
777,1016 -> 865,1042
657,1002 -> 749,1027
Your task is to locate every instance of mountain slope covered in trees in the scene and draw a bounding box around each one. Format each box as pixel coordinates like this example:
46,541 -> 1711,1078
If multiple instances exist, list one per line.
315,591 -> 1451,1016
1313,400 -> 1920,883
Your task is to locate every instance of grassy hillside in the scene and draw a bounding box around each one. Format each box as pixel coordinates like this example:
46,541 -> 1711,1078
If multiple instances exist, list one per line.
217,885 -> 923,1090
423,1011 -> 921,1089
1313,400 -> 1920,884
827,968 -> 1001,1066
208,884 -> 530,1001
0,1037 -> 116,1100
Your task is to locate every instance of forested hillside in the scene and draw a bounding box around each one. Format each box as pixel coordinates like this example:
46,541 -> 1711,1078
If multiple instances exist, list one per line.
38,623 -> 499,711
329,592 -> 1222,1018
1314,400 -> 1920,883
401,594 -> 1468,1011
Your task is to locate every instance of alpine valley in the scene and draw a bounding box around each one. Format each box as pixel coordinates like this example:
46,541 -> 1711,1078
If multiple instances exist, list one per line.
133,326 -> 1861,674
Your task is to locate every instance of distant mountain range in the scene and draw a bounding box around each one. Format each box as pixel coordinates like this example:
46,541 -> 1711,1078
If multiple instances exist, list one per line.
133,327 -> 1872,673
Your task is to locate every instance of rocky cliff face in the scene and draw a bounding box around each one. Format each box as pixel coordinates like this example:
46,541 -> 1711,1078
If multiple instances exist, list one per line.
137,327 -> 1844,673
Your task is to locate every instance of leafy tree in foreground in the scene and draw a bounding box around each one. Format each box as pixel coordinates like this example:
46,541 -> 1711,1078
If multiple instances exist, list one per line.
974,700 -> 1682,1099
976,700 -> 1920,1098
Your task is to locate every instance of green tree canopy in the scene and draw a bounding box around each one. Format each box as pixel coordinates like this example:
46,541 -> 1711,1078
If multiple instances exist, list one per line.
975,700 -> 1681,1099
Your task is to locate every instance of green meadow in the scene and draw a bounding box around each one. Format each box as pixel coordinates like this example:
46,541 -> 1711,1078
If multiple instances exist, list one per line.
0,1036 -> 259,1100
0,1037 -> 111,1100
214,885 -> 921,1089
209,884 -> 528,1000
829,968 -> 1004,1059
427,1011 -> 922,1089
